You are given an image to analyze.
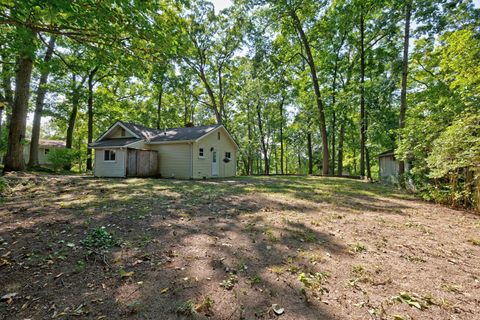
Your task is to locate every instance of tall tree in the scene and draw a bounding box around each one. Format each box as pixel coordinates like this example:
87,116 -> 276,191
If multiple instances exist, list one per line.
28,35 -> 56,167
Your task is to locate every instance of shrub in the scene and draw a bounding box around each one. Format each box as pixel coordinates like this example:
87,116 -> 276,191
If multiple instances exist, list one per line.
47,148 -> 79,171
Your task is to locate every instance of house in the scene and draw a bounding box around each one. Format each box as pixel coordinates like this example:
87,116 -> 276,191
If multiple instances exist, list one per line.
89,121 -> 239,179
23,139 -> 66,165
378,149 -> 410,183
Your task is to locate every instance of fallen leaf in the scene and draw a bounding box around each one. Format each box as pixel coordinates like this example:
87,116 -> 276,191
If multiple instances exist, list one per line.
161,288 -> 169,294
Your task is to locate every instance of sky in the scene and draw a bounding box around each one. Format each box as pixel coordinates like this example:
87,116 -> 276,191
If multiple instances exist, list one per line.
211,0 -> 480,11
211,0 -> 233,12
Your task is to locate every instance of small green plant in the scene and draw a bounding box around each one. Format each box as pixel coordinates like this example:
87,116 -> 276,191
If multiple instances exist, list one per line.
176,300 -> 197,316
391,292 -> 428,310
298,271 -> 330,296
81,226 -> 118,253
264,228 -> 278,242
74,260 -> 86,273
249,275 -> 262,286
349,243 -> 368,254
220,273 -> 238,290
197,296 -> 215,315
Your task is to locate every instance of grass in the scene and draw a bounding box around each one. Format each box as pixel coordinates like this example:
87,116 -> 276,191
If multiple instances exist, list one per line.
1,173 -> 478,320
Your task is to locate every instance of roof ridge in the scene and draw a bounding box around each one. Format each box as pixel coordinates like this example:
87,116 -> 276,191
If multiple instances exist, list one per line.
121,120 -> 220,132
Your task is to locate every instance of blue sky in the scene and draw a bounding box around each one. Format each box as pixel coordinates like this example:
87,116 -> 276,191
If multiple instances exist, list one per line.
211,0 -> 480,12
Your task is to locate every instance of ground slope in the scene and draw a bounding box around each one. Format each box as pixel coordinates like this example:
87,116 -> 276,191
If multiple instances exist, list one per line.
0,174 -> 479,320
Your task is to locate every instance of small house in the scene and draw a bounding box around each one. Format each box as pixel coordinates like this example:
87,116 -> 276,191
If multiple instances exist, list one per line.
89,121 -> 239,179
378,149 -> 410,183
23,139 -> 66,165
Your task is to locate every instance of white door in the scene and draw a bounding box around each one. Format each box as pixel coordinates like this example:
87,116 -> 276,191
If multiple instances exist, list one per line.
212,151 -> 219,176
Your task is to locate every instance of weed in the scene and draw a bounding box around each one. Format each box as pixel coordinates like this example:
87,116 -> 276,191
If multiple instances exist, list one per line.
176,300 -> 197,316
298,271 -> 330,296
249,275 -> 262,286
349,243 -> 367,254
197,296 -> 214,315
74,260 -> 86,273
137,235 -> 153,248
264,228 -> 278,242
81,226 -> 118,253
220,273 -> 238,290
391,292 -> 428,310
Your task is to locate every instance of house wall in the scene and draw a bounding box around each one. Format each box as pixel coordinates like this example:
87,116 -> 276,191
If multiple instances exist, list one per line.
192,127 -> 237,178
23,145 -> 64,165
93,148 -> 126,177
106,126 -> 135,139
146,143 -> 192,179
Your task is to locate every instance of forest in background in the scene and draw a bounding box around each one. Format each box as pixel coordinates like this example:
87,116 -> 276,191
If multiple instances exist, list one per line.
0,0 -> 479,210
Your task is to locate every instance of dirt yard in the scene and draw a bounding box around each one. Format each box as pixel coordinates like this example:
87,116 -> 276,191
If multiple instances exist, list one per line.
0,174 -> 479,320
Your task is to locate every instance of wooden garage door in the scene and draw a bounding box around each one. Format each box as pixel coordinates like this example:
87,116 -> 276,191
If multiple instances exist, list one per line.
127,149 -> 158,177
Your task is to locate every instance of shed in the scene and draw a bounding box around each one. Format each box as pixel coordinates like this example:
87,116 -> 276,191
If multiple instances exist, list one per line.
378,149 -> 410,183
89,121 -> 239,179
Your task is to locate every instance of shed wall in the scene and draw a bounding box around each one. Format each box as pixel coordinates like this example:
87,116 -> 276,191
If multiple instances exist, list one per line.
94,148 -> 126,177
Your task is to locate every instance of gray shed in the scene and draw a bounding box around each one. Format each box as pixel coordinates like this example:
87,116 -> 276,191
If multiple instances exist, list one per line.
378,149 -> 410,183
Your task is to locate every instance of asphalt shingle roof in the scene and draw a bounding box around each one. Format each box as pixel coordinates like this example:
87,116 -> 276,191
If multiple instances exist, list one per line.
149,124 -> 221,142
89,138 -> 141,148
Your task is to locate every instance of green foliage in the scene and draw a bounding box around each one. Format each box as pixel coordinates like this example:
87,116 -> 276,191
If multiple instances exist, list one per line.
427,113 -> 480,178
81,226 -> 118,253
220,273 -> 238,290
176,300 -> 197,316
0,177 -> 9,196
47,148 -> 79,171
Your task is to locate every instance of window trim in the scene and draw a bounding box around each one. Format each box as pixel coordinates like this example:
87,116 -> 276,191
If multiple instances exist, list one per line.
198,147 -> 205,158
104,149 -> 116,162
120,128 -> 126,137
225,151 -> 231,160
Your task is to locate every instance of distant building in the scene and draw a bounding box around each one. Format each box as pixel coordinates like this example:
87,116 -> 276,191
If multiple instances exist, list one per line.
23,140 -> 66,165
89,121 -> 239,178
378,149 -> 410,183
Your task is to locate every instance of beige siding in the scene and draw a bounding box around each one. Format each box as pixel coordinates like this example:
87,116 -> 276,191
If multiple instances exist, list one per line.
105,125 -> 135,139
94,148 -> 126,177
23,145 -> 64,165
147,143 -> 192,179
192,127 -> 237,178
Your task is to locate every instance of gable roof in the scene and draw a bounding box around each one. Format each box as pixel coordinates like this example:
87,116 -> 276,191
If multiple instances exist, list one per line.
89,138 -> 141,148
93,121 -> 238,149
378,149 -> 395,158
150,124 -> 221,142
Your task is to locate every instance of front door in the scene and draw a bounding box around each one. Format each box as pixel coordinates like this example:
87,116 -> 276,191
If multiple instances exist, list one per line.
212,151 -> 219,176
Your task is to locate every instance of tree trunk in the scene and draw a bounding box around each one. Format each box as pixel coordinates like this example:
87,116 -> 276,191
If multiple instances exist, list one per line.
289,10 -> 329,175
279,96 -> 285,175
331,112 -> 336,175
337,122 -> 345,176
86,66 -> 99,171
359,10 -> 367,178
3,55 -> 34,172
28,36 -> 56,168
66,75 -> 80,149
398,1 -> 411,176
256,103 -> 269,175
157,87 -> 163,129
307,132 -> 313,174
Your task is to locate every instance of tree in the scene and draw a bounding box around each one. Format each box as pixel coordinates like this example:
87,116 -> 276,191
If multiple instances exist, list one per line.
28,35 -> 56,167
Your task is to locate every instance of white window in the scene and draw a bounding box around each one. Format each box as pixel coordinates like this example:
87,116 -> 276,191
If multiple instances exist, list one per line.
120,128 -> 126,137
199,148 -> 204,157
217,132 -> 221,140
225,152 -> 231,159
104,149 -> 116,161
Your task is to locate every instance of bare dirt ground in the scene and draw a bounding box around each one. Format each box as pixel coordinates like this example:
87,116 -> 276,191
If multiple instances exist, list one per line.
0,174 -> 479,320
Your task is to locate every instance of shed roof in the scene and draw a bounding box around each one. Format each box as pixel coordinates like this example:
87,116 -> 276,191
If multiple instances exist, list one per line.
378,149 -> 395,158
149,124 -> 221,142
25,139 -> 66,147
89,138 -> 141,148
